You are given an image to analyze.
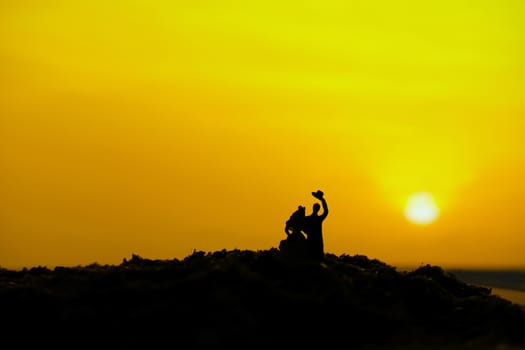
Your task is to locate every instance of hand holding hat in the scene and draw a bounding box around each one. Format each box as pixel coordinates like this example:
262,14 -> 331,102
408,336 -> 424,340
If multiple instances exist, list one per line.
312,190 -> 324,199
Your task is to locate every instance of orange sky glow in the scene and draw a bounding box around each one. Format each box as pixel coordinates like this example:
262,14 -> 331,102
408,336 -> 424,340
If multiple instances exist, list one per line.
1,0 -> 524,269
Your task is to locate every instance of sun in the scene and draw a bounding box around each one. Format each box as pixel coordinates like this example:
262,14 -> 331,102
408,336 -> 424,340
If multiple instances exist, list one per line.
404,192 -> 440,225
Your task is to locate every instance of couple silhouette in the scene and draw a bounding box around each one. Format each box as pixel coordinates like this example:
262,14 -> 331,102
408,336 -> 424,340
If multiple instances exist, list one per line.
280,190 -> 329,262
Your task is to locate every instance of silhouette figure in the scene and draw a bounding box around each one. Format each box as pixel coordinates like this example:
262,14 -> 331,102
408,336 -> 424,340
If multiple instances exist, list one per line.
279,205 -> 308,260
285,205 -> 306,240
302,190 -> 328,262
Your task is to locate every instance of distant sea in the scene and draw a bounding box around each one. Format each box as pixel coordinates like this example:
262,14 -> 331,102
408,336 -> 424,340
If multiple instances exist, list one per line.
442,268 -> 525,307
397,266 -> 525,307
489,287 -> 525,307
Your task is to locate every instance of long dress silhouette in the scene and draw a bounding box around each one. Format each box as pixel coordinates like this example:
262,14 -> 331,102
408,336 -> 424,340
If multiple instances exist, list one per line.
302,191 -> 328,262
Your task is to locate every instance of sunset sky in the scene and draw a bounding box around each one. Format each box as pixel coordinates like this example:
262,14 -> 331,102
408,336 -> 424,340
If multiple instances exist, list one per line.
1,0 -> 524,269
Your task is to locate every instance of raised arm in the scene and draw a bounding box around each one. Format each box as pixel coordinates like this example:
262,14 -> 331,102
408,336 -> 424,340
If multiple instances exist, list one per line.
320,197 -> 328,219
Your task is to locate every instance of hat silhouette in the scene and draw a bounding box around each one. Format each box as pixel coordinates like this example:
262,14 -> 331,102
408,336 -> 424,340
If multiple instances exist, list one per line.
312,190 -> 324,199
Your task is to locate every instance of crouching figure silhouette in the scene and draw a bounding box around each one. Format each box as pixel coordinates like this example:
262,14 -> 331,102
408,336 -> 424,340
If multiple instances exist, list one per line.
279,205 -> 308,260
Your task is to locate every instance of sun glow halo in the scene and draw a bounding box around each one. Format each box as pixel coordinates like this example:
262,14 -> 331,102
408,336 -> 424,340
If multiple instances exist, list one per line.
404,192 -> 440,225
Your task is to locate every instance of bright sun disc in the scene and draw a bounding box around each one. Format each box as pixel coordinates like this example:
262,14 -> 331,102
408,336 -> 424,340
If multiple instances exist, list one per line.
405,192 -> 440,225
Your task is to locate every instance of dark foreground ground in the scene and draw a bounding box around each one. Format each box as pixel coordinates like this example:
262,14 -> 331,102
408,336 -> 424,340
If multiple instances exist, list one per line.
1,249 -> 525,350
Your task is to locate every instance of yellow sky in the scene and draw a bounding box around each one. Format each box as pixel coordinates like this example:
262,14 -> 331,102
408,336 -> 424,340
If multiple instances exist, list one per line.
1,0 -> 524,269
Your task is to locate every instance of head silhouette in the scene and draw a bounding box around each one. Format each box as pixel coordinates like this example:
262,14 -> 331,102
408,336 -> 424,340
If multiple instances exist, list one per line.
312,203 -> 320,214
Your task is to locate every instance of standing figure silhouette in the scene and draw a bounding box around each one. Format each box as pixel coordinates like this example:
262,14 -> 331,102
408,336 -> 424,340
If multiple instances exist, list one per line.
303,190 -> 329,262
